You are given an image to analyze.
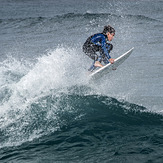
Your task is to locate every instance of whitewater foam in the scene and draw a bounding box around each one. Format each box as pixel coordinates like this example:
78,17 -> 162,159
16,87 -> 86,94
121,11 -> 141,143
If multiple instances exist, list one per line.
0,47 -> 88,111
0,47 -> 90,148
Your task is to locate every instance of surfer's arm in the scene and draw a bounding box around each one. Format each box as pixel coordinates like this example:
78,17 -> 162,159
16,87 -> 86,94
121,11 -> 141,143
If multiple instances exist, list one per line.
105,51 -> 114,64
101,38 -> 115,64
101,45 -> 114,64
91,34 -> 103,46
103,42 -> 115,64
101,37 -> 111,58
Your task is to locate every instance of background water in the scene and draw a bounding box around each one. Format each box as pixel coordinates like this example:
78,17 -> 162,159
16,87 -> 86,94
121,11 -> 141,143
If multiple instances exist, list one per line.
0,0 -> 163,162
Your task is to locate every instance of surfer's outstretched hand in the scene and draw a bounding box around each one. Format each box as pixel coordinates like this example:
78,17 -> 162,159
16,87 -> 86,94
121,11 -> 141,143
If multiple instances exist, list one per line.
109,58 -> 114,64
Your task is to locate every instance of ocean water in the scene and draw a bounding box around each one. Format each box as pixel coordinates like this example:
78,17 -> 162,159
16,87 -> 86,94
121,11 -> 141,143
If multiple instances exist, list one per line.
0,0 -> 163,162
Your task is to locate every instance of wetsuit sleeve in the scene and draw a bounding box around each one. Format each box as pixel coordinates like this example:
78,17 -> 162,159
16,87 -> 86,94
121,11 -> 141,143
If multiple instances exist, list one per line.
91,35 -> 101,46
90,34 -> 111,59
101,36 -> 111,59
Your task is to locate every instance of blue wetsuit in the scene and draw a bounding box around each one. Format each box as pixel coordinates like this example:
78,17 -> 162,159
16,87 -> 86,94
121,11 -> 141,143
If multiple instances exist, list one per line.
83,33 -> 113,71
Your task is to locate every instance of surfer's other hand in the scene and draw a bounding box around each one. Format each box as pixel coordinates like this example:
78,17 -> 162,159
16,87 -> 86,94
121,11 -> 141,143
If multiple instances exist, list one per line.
109,58 -> 114,64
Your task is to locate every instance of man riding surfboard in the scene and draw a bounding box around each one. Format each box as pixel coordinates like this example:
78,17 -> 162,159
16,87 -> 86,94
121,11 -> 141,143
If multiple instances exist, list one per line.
83,25 -> 115,72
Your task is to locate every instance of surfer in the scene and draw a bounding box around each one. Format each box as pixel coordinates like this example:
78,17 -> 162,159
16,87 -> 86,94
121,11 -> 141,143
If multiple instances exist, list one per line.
83,25 -> 115,71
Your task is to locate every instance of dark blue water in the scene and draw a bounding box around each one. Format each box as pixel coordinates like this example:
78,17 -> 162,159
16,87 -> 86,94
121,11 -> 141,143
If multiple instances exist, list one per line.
0,0 -> 163,162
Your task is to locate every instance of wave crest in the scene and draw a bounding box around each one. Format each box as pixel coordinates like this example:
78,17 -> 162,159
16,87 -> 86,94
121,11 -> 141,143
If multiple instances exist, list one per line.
0,85 -> 162,149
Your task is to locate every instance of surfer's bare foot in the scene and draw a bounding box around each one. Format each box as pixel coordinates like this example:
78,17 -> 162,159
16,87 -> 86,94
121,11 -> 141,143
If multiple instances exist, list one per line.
94,61 -> 104,68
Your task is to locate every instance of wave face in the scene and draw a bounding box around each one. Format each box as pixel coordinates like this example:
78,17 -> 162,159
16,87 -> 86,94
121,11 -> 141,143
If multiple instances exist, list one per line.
0,86 -> 163,162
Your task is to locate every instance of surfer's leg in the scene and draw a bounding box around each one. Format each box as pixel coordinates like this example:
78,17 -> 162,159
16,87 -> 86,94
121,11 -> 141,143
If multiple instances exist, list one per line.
102,56 -> 110,64
98,47 -> 110,65
85,52 -> 98,71
84,49 -> 98,60
88,54 -> 105,71
83,45 -> 104,71
88,61 -> 96,72
94,56 -> 103,67
83,46 -> 98,71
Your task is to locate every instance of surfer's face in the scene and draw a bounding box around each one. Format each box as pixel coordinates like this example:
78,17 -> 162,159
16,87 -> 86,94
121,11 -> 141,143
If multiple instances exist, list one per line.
107,32 -> 115,41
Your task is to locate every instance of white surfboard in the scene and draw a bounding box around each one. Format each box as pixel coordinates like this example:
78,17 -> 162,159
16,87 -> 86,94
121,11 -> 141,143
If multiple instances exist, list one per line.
89,47 -> 134,80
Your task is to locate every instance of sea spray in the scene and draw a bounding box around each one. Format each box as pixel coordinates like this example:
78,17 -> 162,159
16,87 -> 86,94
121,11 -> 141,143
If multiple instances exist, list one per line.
0,47 -> 90,148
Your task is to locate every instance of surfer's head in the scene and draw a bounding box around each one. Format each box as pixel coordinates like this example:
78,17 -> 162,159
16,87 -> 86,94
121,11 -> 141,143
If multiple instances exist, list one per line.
103,25 -> 115,41
103,25 -> 115,35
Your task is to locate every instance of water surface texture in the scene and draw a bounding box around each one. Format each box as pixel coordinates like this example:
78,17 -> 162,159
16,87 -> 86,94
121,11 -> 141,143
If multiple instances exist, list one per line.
0,0 -> 163,162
